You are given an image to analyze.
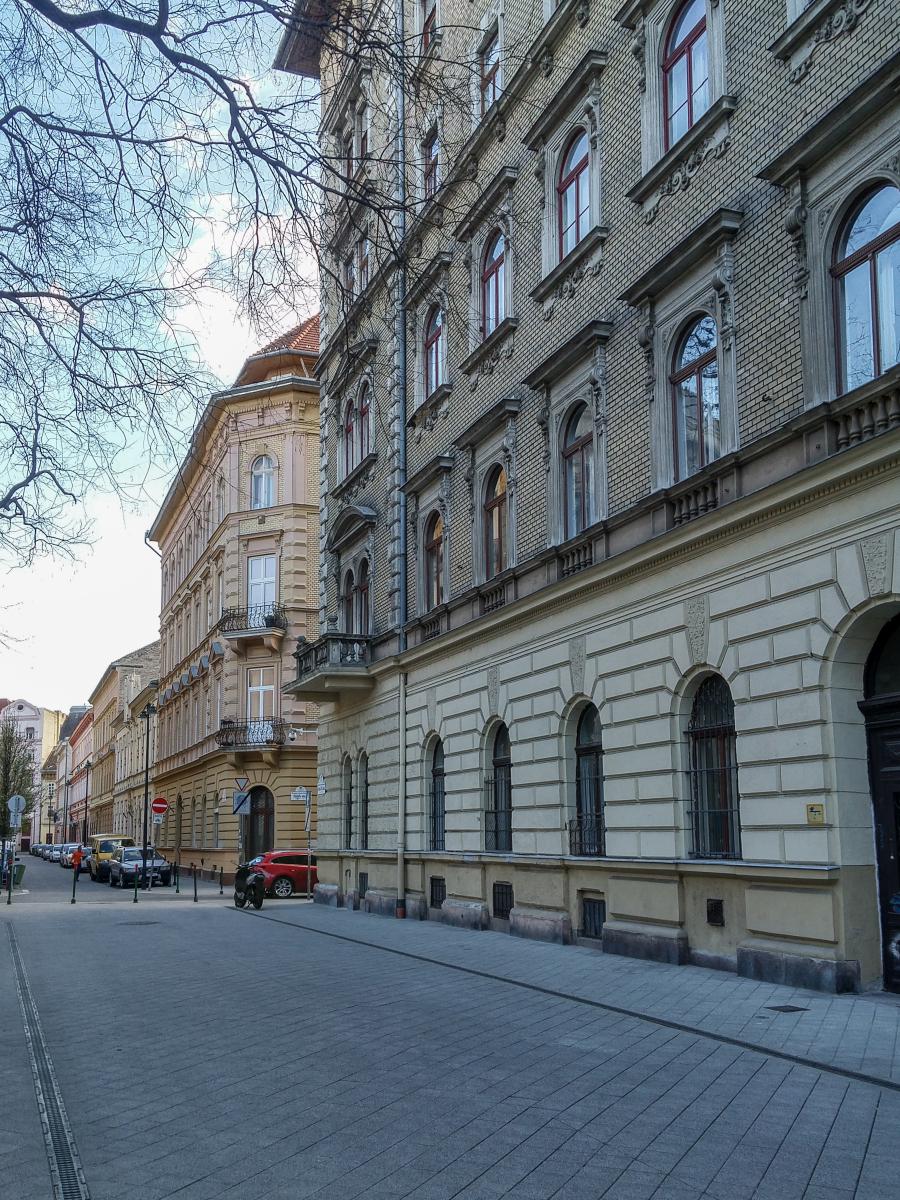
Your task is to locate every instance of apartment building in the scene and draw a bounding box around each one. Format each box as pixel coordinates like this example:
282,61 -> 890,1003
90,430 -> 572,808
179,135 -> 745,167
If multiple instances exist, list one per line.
278,3 -> 900,992
112,678 -> 159,841
1,699 -> 66,840
41,705 -> 91,843
63,708 -> 93,844
148,319 -> 321,874
88,641 -> 160,836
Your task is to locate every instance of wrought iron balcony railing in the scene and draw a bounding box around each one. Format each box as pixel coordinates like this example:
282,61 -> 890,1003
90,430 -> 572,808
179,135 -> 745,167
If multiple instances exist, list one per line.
218,604 -> 287,634
215,719 -> 286,749
568,814 -> 605,857
293,632 -> 370,680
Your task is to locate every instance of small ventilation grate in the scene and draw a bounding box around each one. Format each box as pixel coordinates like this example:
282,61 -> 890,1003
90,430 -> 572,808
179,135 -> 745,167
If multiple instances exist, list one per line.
766,1005 -> 809,1014
581,897 -> 606,939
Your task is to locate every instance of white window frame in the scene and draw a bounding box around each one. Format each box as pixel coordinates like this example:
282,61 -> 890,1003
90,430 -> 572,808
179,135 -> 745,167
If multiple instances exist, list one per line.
250,454 -> 275,510
247,554 -> 277,615
247,666 -> 276,721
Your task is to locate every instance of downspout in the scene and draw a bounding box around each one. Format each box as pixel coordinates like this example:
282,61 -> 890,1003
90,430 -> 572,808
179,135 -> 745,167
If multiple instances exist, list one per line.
395,0 -> 408,919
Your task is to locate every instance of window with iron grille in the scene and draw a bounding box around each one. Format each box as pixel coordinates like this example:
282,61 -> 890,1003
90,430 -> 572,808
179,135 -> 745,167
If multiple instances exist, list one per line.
430,875 -> 446,909
342,757 -> 353,849
492,880 -> 514,920
569,704 -> 604,856
358,872 -> 369,899
687,675 -> 741,859
581,896 -> 606,940
430,739 -> 445,851
485,723 -> 511,852
358,753 -> 368,850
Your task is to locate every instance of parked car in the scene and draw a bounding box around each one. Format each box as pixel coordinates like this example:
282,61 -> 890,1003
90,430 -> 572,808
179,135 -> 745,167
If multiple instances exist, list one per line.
108,846 -> 172,887
42,845 -> 56,860
48,845 -> 63,863
30,843 -> 44,856
59,843 -> 82,867
88,834 -> 136,882
234,850 -> 317,899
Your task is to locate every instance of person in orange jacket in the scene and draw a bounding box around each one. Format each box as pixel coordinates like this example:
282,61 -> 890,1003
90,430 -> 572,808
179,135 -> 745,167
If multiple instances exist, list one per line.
71,845 -> 83,878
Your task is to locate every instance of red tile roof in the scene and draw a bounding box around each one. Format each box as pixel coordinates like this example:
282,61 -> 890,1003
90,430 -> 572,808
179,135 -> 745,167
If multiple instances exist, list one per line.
254,313 -> 319,356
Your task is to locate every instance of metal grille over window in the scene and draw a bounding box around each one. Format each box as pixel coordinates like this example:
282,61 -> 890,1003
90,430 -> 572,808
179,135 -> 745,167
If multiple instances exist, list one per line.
485,724 -> 512,852
687,675 -> 741,859
569,705 -> 604,856
581,896 -> 606,939
358,872 -> 368,899
358,754 -> 369,850
430,740 -> 445,851
430,875 -> 446,909
492,880 -> 514,920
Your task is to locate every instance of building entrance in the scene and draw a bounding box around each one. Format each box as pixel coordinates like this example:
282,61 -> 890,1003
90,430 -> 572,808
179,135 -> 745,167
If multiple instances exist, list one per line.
246,786 -> 274,861
862,615 -> 900,993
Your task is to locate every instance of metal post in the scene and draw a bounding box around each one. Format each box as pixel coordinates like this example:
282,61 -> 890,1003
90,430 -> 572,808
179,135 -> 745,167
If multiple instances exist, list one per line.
70,860 -> 78,904
219,866 -> 223,895
6,845 -> 12,906
175,860 -> 180,893
192,864 -> 198,903
140,704 -> 153,892
133,857 -> 139,902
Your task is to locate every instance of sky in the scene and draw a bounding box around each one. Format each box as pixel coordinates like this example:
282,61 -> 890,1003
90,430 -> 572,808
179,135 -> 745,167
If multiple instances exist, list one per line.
1,306 -> 257,713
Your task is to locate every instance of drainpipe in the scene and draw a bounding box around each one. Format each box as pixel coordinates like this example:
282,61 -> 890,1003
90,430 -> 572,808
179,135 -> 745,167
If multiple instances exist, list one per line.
395,0 -> 408,919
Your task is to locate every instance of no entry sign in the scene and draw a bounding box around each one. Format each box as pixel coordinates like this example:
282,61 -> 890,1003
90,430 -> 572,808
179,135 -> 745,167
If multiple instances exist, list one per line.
151,797 -> 169,816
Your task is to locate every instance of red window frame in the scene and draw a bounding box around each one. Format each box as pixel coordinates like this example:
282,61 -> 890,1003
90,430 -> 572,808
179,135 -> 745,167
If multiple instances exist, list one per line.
342,569 -> 355,633
422,0 -> 436,51
557,130 -> 589,260
424,305 -> 444,398
424,130 -> 439,200
662,1 -> 708,151
358,383 -> 371,461
562,404 -> 593,537
483,466 -> 507,580
670,317 -> 718,480
424,512 -> 444,610
481,231 -> 505,338
480,30 -> 500,115
831,186 -> 900,391
343,400 -> 357,476
342,135 -> 353,181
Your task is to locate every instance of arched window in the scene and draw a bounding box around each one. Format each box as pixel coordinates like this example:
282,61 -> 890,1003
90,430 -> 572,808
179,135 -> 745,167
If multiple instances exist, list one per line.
483,465 -> 507,580
570,706 -> 604,856
424,305 -> 445,398
671,314 -> 719,480
358,382 -> 371,461
562,404 -> 594,539
865,614 -> 900,700
342,569 -> 355,634
250,455 -> 275,509
833,183 -> 900,392
663,0 -> 709,149
343,758 -> 353,849
358,753 -> 369,850
557,130 -> 589,259
430,739 -> 445,851
486,724 -> 512,852
356,559 -> 370,635
687,675 -> 741,859
481,231 -> 505,338
344,399 -> 358,476
424,511 -> 444,611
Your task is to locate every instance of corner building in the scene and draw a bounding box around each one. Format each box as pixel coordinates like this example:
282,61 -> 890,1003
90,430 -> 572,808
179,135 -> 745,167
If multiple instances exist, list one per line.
278,3 -> 900,991
150,319 -> 321,875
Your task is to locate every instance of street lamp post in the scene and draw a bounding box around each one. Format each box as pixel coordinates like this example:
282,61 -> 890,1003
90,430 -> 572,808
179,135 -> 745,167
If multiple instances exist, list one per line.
139,702 -> 156,890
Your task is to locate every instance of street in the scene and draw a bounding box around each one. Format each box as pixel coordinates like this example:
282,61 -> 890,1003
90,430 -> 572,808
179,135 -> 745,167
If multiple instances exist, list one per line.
3,857 -> 899,1200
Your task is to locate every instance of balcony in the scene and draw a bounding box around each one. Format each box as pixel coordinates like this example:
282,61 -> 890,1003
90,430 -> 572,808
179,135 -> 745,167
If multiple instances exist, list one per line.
217,604 -> 287,654
214,719 -> 286,767
284,631 -> 374,702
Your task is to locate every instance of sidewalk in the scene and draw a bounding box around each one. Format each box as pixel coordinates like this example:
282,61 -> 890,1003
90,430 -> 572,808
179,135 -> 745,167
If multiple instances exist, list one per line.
252,901 -> 900,1089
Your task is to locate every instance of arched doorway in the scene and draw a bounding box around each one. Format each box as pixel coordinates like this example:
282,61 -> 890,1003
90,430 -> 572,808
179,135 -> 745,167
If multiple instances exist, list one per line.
247,786 -> 275,860
861,614 -> 900,992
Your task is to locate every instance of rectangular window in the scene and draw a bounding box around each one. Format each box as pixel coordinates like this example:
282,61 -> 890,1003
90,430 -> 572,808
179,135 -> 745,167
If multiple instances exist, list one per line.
357,236 -> 370,292
344,254 -> 356,298
247,555 -> 276,625
423,130 -> 439,200
246,666 -> 275,720
215,674 -> 222,726
216,571 -> 224,620
206,590 -> 212,632
479,30 -> 500,115
213,803 -> 220,848
355,104 -> 369,161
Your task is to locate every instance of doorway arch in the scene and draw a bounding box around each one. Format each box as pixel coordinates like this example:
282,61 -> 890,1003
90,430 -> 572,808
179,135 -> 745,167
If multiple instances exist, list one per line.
861,612 -> 900,992
247,786 -> 275,860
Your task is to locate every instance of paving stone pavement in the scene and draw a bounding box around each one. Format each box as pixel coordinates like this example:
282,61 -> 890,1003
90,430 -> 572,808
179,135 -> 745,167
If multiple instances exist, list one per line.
2,871 -> 900,1200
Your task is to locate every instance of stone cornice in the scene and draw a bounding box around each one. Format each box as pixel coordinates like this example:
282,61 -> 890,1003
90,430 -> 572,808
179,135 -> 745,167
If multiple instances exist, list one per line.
457,395 -> 521,449
403,452 -> 455,496
524,50 -> 609,150
404,251 -> 453,309
524,319 -> 613,388
620,207 -> 743,306
453,166 -> 519,241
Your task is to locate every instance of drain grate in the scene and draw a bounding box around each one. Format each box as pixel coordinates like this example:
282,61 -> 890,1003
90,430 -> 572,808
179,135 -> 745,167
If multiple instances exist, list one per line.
766,1004 -> 809,1013
6,925 -> 91,1199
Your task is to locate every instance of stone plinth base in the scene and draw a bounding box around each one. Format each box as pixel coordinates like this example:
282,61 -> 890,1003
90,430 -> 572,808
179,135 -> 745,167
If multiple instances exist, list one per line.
602,921 -> 689,965
510,906 -> 573,944
737,944 -> 860,994
438,898 -> 490,931
314,883 -> 341,907
363,888 -> 398,917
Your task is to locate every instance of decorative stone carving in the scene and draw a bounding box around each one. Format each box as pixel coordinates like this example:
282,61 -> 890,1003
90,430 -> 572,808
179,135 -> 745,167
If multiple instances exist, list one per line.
569,635 -> 586,695
407,494 -> 419,556
541,248 -> 605,321
784,186 -> 809,299
492,112 -> 507,143
536,391 -> 551,471
630,18 -> 646,93
469,331 -> 516,393
861,532 -> 891,597
711,240 -> 736,350
644,134 -> 730,225
464,445 -> 477,519
636,312 -> 656,404
883,152 -> 900,177
788,0 -> 872,84
487,665 -> 500,716
539,47 -> 554,77
427,687 -> 437,734
685,595 -> 709,666
533,147 -> 546,208
576,0 -> 590,27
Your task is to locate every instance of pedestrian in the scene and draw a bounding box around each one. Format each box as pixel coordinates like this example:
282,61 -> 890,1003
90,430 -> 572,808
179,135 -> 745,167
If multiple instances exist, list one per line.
71,845 -> 83,879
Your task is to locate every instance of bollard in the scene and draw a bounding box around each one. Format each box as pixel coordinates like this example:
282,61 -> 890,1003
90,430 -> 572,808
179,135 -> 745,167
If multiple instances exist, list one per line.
6,849 -> 12,906
133,862 -> 139,903
219,866 -> 223,895
175,861 -> 180,893
70,864 -> 78,905
193,864 -> 198,903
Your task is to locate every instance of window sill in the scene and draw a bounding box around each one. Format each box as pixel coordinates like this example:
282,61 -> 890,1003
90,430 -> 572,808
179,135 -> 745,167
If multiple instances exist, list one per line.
531,225 -> 608,304
333,451 -> 377,499
407,382 -> 452,429
459,317 -> 519,376
628,95 -> 737,208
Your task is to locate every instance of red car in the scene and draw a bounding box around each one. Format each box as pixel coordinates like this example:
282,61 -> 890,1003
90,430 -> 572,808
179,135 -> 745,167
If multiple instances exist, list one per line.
236,850 -> 317,898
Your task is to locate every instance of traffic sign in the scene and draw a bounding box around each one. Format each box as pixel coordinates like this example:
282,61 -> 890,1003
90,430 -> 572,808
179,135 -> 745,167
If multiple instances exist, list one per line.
151,813 -> 164,825
233,790 -> 250,815
151,797 -> 168,816
234,776 -> 249,791
6,794 -> 26,818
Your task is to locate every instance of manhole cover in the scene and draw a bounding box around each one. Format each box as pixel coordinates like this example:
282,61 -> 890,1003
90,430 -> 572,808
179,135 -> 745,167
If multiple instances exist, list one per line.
766,1004 -> 808,1013
116,921 -> 160,927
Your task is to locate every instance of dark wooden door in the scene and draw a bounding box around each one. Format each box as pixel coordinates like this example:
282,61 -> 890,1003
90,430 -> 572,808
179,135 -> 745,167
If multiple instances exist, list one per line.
247,787 -> 274,860
866,715 -> 900,992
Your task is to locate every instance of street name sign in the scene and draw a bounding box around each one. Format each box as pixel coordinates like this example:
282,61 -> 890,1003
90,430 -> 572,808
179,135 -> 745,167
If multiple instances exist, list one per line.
317,775 -> 326,796
151,797 -> 169,816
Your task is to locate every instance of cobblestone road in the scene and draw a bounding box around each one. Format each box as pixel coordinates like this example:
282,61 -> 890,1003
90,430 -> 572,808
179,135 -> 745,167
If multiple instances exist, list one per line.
3,857 -> 899,1200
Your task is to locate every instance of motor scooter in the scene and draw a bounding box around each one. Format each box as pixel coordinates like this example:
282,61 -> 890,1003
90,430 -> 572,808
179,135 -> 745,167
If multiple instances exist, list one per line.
234,870 -> 265,909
